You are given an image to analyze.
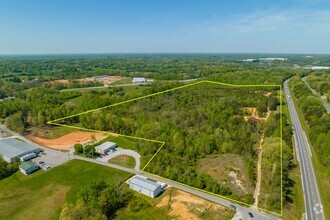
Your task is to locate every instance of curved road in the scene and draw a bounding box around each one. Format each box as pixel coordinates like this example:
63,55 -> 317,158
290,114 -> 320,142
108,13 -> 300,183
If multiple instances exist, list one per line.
97,148 -> 141,171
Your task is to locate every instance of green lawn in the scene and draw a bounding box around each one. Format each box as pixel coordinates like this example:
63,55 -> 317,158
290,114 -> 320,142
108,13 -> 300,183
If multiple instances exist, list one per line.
0,160 -> 132,220
111,77 -> 133,85
109,155 -> 136,169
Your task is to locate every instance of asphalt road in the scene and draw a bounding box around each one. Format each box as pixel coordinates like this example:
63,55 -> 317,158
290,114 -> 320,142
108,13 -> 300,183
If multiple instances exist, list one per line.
76,154 -> 277,220
284,79 -> 324,220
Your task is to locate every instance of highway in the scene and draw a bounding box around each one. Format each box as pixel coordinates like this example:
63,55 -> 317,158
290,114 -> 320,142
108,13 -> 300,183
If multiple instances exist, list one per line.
284,79 -> 324,220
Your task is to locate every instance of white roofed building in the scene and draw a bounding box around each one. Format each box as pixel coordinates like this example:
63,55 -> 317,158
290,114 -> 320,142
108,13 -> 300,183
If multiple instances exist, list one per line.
129,176 -> 162,198
132,77 -> 147,84
95,142 -> 117,154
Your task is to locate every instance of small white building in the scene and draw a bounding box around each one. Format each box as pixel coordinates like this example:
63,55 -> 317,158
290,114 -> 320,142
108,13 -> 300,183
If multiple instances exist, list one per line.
95,142 -> 117,154
132,77 -> 147,84
129,176 -> 162,198
20,152 -> 37,162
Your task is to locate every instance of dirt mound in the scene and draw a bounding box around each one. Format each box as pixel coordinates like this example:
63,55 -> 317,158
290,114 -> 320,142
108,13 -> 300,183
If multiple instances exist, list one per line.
242,107 -> 271,122
157,189 -> 228,220
27,131 -> 106,150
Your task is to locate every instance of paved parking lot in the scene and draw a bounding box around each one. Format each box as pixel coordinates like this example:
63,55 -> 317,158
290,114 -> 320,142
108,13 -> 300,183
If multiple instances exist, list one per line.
96,147 -> 141,170
31,148 -> 70,170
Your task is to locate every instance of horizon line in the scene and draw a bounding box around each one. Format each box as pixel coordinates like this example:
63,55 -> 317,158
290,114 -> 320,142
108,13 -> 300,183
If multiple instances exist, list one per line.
1,52 -> 330,57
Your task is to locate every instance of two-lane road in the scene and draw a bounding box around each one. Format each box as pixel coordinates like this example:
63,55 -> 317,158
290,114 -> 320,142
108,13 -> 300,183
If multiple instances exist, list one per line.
284,79 -> 324,220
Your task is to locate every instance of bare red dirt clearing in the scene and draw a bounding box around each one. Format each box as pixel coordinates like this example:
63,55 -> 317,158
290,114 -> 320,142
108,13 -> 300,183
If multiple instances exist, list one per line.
28,131 -> 106,150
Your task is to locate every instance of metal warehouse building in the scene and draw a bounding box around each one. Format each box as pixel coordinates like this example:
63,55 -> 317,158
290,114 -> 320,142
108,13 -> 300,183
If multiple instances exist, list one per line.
0,138 -> 40,163
132,77 -> 147,84
95,141 -> 117,154
129,176 -> 162,198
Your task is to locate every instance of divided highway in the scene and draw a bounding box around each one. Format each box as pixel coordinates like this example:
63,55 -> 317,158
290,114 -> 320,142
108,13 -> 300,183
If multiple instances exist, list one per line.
284,79 -> 324,220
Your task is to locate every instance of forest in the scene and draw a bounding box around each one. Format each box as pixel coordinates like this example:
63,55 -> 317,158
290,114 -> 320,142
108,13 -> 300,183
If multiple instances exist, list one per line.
291,76 -> 330,167
54,82 -> 282,207
1,54 -> 323,215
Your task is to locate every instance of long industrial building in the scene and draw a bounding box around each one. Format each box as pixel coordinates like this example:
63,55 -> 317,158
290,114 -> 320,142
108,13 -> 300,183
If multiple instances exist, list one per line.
129,176 -> 162,198
0,138 -> 40,163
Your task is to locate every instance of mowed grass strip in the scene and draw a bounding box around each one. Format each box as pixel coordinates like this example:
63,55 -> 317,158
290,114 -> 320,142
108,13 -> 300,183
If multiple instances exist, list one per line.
109,155 -> 136,169
0,160 -> 132,220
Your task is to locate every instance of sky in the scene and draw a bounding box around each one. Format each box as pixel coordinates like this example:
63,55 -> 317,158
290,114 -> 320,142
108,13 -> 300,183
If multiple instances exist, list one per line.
1,0 -> 330,54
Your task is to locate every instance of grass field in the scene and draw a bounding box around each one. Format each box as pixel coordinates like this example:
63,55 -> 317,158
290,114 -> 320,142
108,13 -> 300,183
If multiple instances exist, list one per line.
0,160 -> 132,220
94,135 -> 161,168
111,77 -> 132,85
109,155 -> 136,169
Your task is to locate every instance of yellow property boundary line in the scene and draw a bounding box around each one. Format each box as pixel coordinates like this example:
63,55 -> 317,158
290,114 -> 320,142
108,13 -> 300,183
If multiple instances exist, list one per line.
48,80 -> 283,216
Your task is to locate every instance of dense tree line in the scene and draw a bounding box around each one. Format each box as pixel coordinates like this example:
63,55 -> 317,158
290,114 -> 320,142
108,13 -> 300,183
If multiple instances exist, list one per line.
291,76 -> 330,167
0,158 -> 19,180
60,180 -> 131,219
0,86 -> 144,134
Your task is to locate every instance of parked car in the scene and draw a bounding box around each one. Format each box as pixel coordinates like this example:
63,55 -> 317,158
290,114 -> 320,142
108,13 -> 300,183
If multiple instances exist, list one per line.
101,154 -> 106,157
44,165 -> 51,170
161,183 -> 167,189
229,204 -> 236,210
38,161 -> 45,165
248,212 -> 254,218
97,155 -> 103,158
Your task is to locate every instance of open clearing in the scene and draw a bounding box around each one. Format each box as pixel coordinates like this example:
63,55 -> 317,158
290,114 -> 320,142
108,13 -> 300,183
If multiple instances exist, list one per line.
27,131 -> 107,149
156,188 -> 235,220
197,154 -> 254,196
50,76 -> 125,85
242,107 -> 270,121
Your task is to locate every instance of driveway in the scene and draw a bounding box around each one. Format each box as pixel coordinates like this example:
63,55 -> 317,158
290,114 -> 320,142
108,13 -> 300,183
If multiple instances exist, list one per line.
96,147 -> 141,170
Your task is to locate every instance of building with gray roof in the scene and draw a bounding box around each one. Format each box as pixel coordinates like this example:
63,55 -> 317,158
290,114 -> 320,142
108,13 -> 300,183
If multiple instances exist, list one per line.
95,141 -> 117,154
129,176 -> 162,198
0,138 -> 40,163
132,77 -> 147,84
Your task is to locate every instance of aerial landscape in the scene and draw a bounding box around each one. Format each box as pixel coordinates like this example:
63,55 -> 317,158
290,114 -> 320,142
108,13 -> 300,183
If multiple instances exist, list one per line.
0,1 -> 329,220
